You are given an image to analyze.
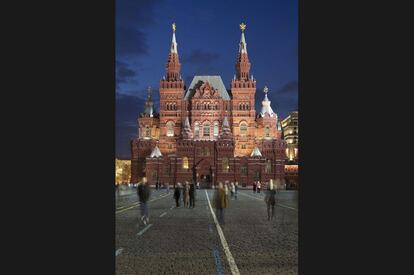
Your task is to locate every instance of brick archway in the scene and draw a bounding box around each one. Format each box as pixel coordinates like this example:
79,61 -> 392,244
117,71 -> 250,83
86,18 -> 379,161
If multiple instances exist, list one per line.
196,159 -> 213,188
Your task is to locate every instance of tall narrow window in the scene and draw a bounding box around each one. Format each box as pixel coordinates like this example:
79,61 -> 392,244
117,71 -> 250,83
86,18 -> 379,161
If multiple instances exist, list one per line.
145,126 -> 151,137
182,157 -> 189,169
222,157 -> 229,173
265,126 -> 270,137
240,122 -> 247,137
213,121 -> 219,137
203,122 -> 210,137
241,165 -> 247,175
166,121 -> 174,137
194,122 -> 200,138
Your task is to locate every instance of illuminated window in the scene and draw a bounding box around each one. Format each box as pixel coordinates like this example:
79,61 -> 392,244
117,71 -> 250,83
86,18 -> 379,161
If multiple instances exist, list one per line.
145,126 -> 151,137
241,144 -> 246,149
203,122 -> 210,137
240,122 -> 247,137
166,121 -> 174,137
194,122 -> 200,138
214,121 -> 219,136
168,144 -> 172,149
204,147 -> 210,156
182,157 -> 189,169
222,157 -> 229,173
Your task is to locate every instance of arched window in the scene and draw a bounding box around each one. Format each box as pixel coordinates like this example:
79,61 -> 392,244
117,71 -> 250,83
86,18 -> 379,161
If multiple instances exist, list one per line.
240,122 -> 247,137
182,157 -> 189,169
246,104 -> 249,110
239,103 -> 242,110
265,160 -> 272,173
213,121 -> 219,137
203,122 -> 210,137
166,121 -> 174,137
265,126 -> 270,137
222,157 -> 229,173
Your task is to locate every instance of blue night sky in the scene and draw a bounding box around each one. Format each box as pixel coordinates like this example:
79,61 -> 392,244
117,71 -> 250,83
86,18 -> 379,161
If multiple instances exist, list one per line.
116,0 -> 298,158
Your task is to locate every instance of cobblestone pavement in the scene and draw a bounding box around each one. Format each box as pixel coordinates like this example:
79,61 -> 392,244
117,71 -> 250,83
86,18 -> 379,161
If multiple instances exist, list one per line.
116,189 -> 298,275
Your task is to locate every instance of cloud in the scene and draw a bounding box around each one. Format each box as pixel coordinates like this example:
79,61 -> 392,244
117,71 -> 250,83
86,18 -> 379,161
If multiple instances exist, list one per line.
116,0 -> 163,58
182,49 -> 220,65
276,81 -> 298,94
116,61 -> 138,85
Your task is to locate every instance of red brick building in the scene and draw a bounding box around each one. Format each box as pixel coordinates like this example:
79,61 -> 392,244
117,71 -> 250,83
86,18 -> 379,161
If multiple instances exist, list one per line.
130,24 -> 287,188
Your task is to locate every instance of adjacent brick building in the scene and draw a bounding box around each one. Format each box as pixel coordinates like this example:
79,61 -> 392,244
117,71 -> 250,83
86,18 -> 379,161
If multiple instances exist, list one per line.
130,24 -> 287,188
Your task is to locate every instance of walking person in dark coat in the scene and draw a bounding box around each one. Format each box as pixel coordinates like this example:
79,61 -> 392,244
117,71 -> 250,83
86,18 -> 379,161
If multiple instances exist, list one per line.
253,181 -> 257,192
264,180 -> 277,220
189,181 -> 195,208
137,177 -> 151,225
174,183 -> 181,207
214,182 -> 228,225
234,181 -> 238,200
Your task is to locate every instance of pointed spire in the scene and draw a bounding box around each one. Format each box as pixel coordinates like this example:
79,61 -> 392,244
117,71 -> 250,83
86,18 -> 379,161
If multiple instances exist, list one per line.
235,22 -> 251,81
223,116 -> 230,128
181,117 -> 193,139
144,86 -> 155,117
221,116 -> 232,138
171,22 -> 178,54
277,121 -> 282,131
184,116 -> 190,128
165,23 -> 181,81
260,85 -> 275,117
150,146 -> 162,158
250,146 -> 262,157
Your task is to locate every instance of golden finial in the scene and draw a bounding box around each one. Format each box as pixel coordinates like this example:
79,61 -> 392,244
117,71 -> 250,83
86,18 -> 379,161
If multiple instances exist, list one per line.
240,22 -> 246,32
172,22 -> 176,32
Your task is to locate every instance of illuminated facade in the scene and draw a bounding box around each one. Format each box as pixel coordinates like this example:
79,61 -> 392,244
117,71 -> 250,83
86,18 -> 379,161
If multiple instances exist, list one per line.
115,158 -> 131,185
281,111 -> 298,189
130,24 -> 287,188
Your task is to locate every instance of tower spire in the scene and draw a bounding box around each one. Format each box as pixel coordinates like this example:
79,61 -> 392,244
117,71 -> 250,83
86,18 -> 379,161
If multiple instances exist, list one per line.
235,22 -> 251,81
171,22 -> 178,54
165,22 -> 181,81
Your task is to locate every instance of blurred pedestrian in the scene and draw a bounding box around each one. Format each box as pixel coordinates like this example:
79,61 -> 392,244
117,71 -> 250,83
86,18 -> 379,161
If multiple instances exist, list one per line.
214,182 -> 228,225
230,182 -> 235,199
166,182 -> 170,194
184,181 -> 190,208
174,183 -> 181,207
253,181 -> 256,192
189,181 -> 195,208
264,179 -> 276,220
196,181 -> 200,189
234,181 -> 238,200
137,177 -> 151,225
257,181 -> 261,193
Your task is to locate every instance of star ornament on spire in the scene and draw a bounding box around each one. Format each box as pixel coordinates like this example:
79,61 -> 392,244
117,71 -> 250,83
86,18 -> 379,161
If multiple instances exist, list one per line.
263,85 -> 269,94
172,22 -> 176,32
240,22 -> 246,32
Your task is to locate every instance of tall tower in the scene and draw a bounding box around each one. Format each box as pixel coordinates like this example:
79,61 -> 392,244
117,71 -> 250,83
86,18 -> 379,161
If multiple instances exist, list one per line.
231,23 -> 257,156
159,23 -> 185,154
